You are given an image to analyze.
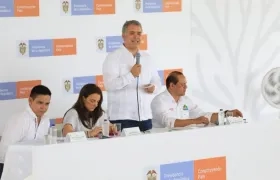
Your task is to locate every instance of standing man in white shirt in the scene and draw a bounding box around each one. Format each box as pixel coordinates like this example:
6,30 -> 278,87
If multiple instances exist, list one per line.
0,85 -> 51,178
102,20 -> 161,132
151,71 -> 243,128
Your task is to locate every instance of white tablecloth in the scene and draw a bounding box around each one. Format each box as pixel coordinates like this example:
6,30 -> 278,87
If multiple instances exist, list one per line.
0,123 -> 218,180
1,140 -> 44,180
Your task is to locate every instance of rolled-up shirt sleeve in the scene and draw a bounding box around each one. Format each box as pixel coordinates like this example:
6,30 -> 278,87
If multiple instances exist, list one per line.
102,52 -> 135,91
151,97 -> 176,128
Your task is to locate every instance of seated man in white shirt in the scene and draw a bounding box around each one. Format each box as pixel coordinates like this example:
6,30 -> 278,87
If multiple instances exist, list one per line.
151,71 -> 243,128
0,85 -> 51,178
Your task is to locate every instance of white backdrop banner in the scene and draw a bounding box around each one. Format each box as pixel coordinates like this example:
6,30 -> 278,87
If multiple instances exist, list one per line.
0,0 -> 279,133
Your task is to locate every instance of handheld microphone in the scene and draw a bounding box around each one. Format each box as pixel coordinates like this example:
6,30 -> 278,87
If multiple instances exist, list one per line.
136,52 -> 141,64
135,52 -> 141,122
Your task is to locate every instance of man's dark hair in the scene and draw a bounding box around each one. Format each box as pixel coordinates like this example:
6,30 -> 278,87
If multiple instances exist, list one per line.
29,85 -> 51,99
166,71 -> 184,89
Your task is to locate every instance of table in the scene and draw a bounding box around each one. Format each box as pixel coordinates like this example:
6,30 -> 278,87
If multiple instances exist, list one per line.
29,120 -> 280,180
1,128 -> 169,180
1,140 -> 44,180
2,120 -> 279,180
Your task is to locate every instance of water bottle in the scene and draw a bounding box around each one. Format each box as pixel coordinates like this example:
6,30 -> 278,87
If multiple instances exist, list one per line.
218,109 -> 225,126
49,125 -> 57,144
102,119 -> 110,137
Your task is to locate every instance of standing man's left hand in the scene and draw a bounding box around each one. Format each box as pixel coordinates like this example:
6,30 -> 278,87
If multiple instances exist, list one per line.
144,84 -> 155,93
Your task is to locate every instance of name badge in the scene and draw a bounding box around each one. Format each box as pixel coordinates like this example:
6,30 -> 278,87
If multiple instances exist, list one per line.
65,131 -> 88,142
121,127 -> 142,136
181,104 -> 189,119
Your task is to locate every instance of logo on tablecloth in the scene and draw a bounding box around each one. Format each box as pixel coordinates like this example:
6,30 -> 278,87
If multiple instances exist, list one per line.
144,157 -> 226,180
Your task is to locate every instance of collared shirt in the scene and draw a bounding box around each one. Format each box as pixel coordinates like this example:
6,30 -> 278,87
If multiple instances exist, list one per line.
0,106 -> 50,163
63,109 -> 106,132
102,45 -> 161,121
151,90 -> 212,128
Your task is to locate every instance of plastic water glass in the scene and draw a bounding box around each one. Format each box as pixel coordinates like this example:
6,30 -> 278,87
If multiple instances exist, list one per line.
56,130 -> 65,143
49,126 -> 57,144
114,123 -> 122,136
225,111 -> 233,125
167,122 -> 173,132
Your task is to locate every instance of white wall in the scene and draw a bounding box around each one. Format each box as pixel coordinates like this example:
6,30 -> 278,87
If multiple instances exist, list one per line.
0,0 -> 279,133
191,0 -> 280,121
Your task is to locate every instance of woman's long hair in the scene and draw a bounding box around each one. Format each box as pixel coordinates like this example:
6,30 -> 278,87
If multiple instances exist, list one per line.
64,83 -> 104,129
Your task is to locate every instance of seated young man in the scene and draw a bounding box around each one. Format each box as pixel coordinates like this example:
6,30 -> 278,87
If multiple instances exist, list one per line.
0,85 -> 52,178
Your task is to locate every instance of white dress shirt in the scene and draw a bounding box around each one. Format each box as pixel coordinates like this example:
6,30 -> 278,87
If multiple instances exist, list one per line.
0,106 -> 50,163
63,109 -> 106,131
102,45 -> 161,121
151,90 -> 213,128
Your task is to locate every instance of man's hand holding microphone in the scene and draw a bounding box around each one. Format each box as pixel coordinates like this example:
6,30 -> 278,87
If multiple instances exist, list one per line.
131,52 -> 155,93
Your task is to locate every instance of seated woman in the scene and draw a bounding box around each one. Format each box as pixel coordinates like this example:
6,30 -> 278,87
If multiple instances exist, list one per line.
62,83 -> 115,137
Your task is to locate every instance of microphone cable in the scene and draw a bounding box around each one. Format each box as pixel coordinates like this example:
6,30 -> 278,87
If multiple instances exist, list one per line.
136,71 -> 141,122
